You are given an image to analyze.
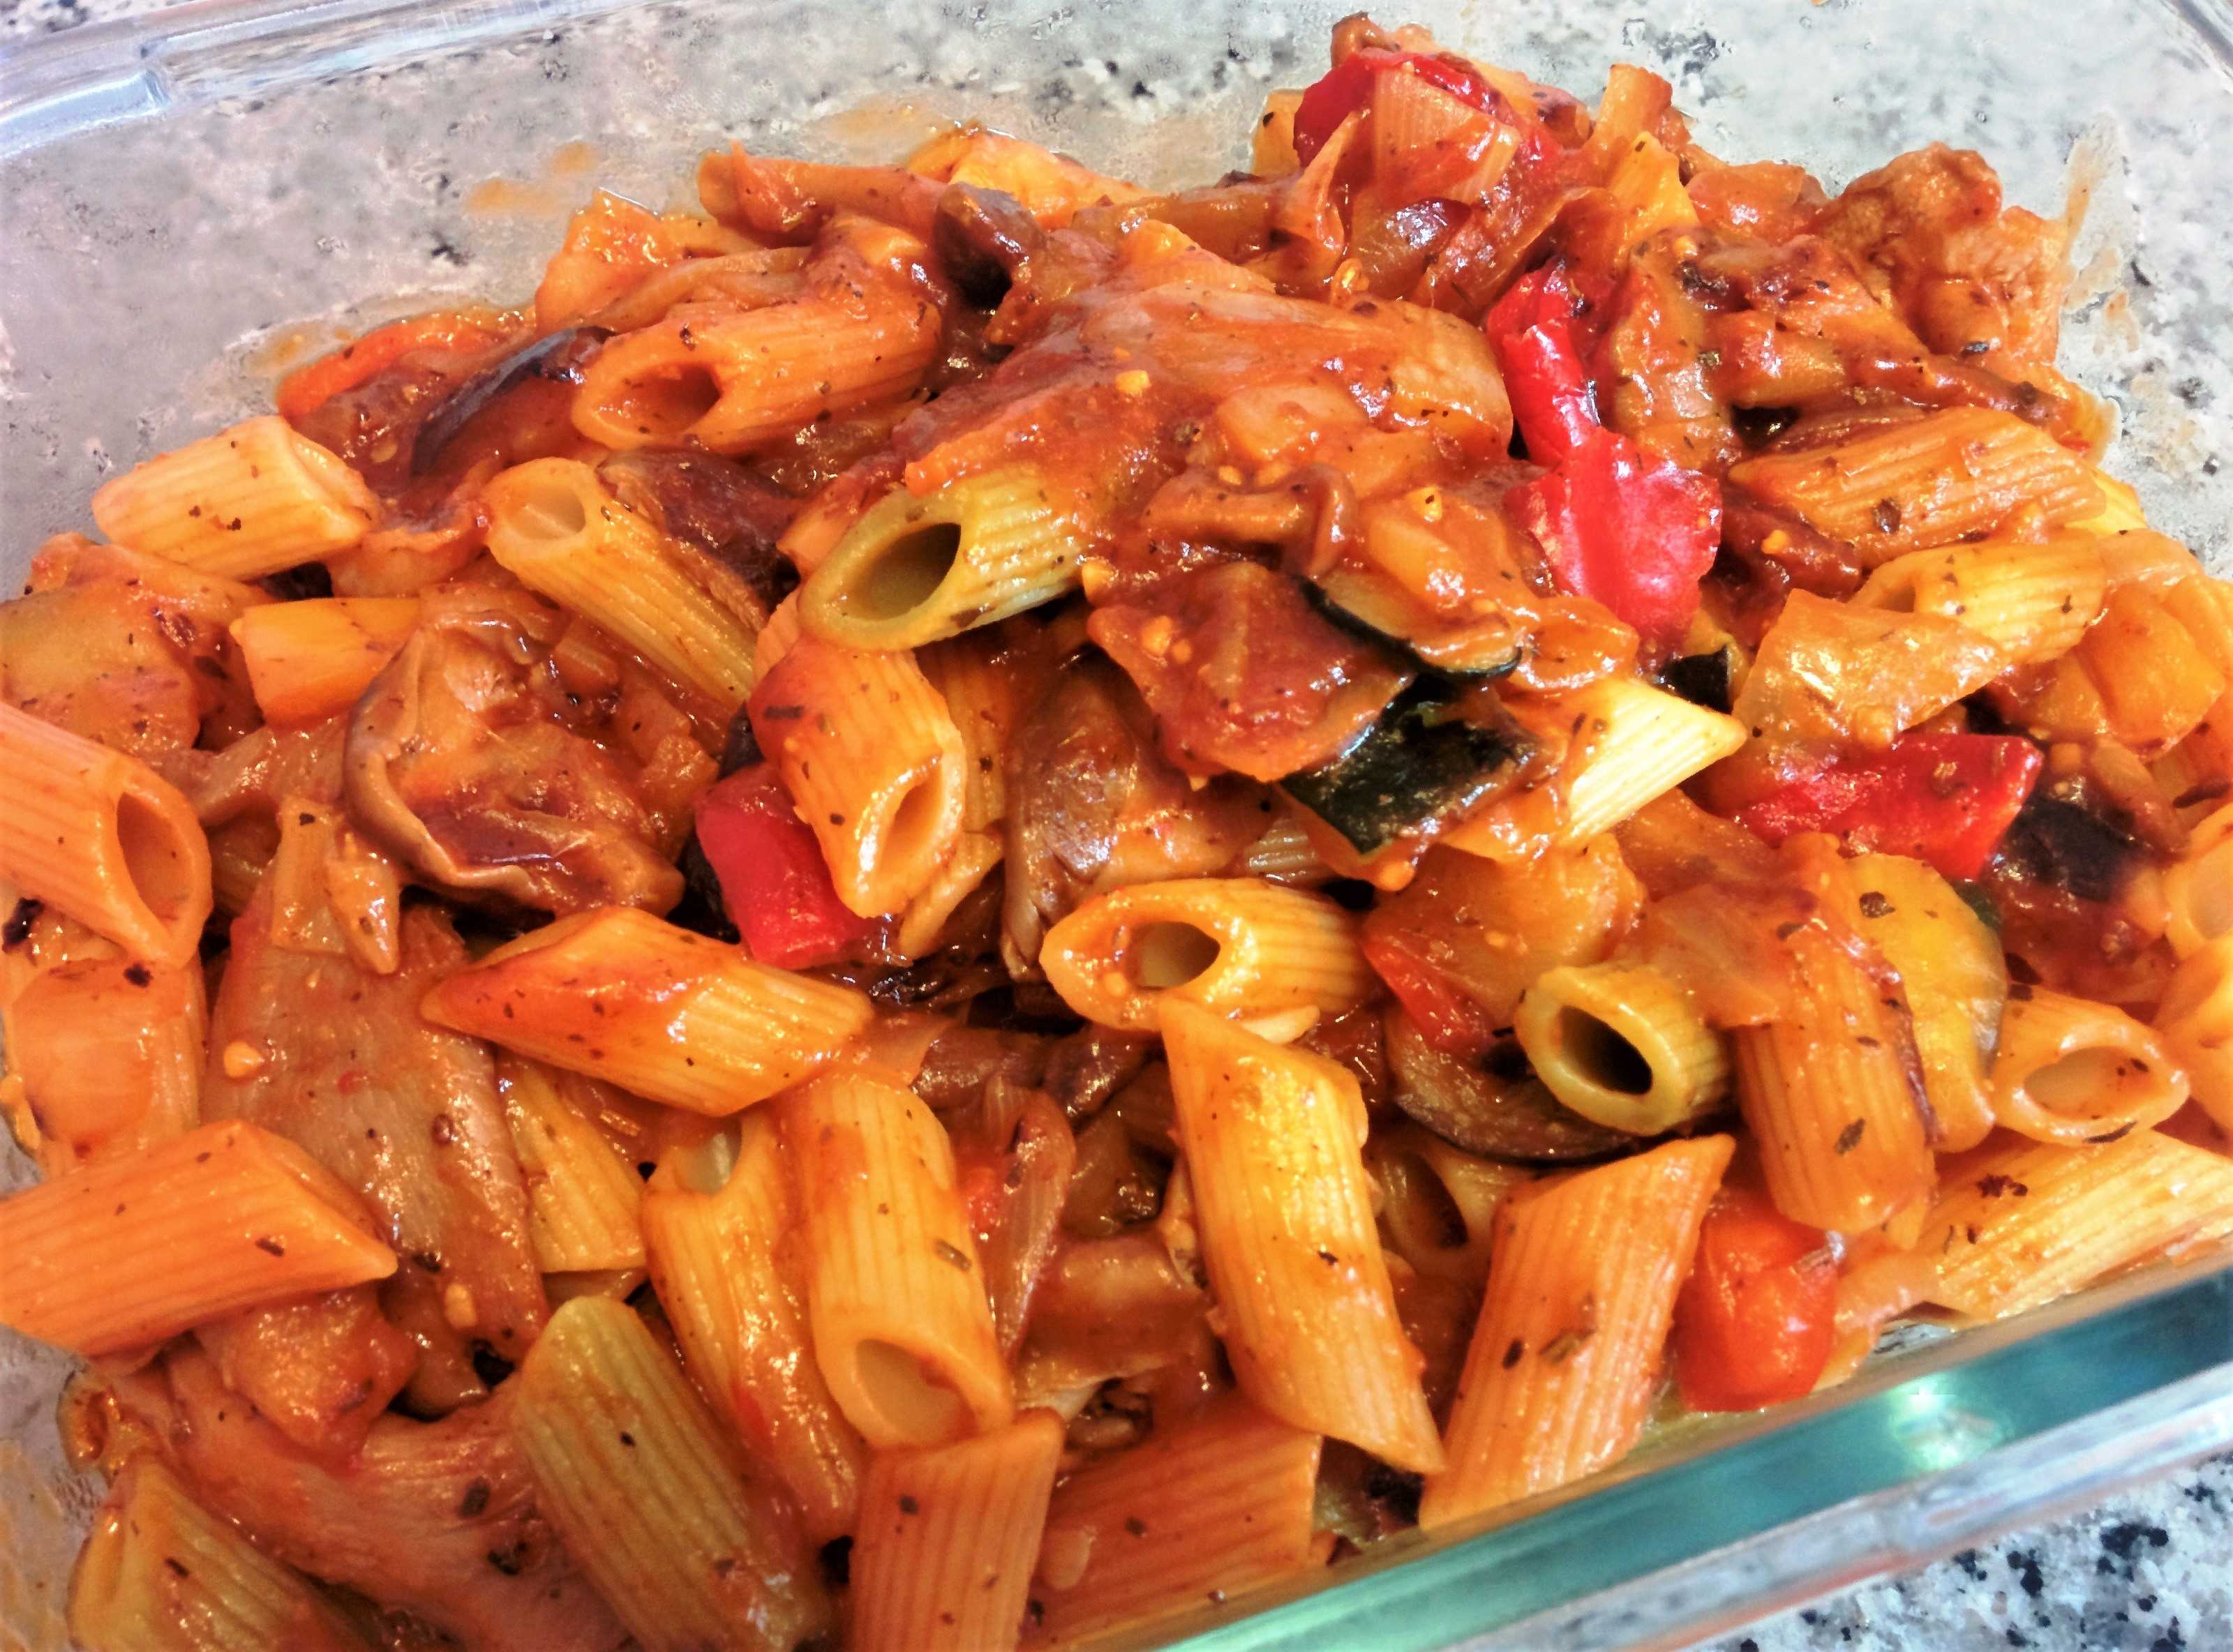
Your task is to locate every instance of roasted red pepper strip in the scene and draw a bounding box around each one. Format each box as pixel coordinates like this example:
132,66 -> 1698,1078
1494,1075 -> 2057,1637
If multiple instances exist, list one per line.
692,765 -> 876,968
1731,733 -> 2045,882
1485,264 -> 1599,466
1674,1186 -> 1837,1412
1361,929 -> 1504,1061
1507,428 -> 1722,645
1292,47 -> 1499,165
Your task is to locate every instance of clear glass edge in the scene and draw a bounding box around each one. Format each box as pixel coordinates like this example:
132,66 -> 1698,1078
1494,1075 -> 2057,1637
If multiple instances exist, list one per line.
5,1 -> 2233,1649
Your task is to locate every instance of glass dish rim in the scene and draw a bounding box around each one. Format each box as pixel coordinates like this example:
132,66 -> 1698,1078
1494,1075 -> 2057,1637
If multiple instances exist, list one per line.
4,2 -> 2233,1649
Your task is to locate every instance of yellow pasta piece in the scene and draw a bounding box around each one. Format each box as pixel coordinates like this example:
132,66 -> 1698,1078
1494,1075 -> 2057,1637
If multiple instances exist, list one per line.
1363,1122 -> 1531,1288
92,416 -> 380,579
229,597 -> 419,726
1988,986 -> 2189,1146
510,1296 -> 835,1652
1040,876 -> 1374,1032
800,468 -> 1091,650
749,632 -> 968,917
1162,1000 -> 1445,1472
1725,406 -> 2102,566
1847,853 -> 2003,1153
0,703 -> 211,969
1922,1131 -> 2233,1320
849,1411 -> 1064,1652
6,954 -> 202,1176
2163,797 -> 2233,959
781,1071 -> 1014,1448
1853,533 -> 2107,663
0,1119 -> 396,1357
499,1056 -> 645,1274
1420,1135 -> 1733,1529
2157,936 -> 2233,1135
893,829 -> 1003,960
419,906 -> 873,1114
483,458 -> 759,709
1513,961 -> 1729,1136
643,1118 -> 868,1544
918,629 -> 1023,834
1031,1396 -> 1322,1649
68,1458 -> 371,1652
2072,467 -> 2146,534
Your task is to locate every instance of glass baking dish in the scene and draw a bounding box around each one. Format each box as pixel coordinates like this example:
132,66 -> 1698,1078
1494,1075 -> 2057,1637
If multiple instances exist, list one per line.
3,0 -> 2232,1646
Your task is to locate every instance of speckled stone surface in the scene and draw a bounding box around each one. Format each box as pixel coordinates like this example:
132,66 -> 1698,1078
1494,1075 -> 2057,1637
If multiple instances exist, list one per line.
4,3 -> 2230,1649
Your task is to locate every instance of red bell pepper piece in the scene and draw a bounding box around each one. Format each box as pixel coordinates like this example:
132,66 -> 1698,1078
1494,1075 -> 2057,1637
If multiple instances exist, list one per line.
1731,733 -> 2045,882
1362,929 -> 1504,1061
1507,429 -> 1722,645
1674,1186 -> 1837,1413
692,765 -> 876,968
1292,47 -> 1499,165
1486,264 -> 1600,467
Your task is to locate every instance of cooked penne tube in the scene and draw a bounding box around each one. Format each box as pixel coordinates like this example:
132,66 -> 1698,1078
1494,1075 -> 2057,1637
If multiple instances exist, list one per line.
1846,853 -> 2004,1153
229,596 -> 419,726
780,1070 -> 1014,1448
420,906 -> 873,1113
499,1056 -> 645,1273
1725,407 -> 2103,565
1031,1395 -> 1322,1649
893,829 -> 1003,960
1419,1134 -> 1733,1528
918,629 -> 1022,833
91,415 -> 380,579
1922,1131 -> 2233,1320
2157,936 -> 2233,1134
483,458 -> 759,709
1988,986 -> 2189,1146
643,1118 -> 868,1543
68,1457 -> 371,1652
800,467 -> 1090,649
0,1119 -> 396,1356
2161,797 -> 2233,959
1040,877 -> 1375,1032
1362,1122 -> 1532,1288
1514,961 -> 1730,1136
1162,1000 -> 1445,1472
849,1411 -> 1064,1652
749,631 -> 967,917
7,954 -> 202,1176
511,1295 -> 835,1652
1853,532 -> 2107,663
0,703 -> 212,969
2073,467 -> 2146,534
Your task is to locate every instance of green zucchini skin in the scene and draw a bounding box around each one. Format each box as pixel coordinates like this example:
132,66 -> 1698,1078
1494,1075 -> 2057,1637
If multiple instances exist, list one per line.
1279,675 -> 1533,856
1304,574 -> 1524,681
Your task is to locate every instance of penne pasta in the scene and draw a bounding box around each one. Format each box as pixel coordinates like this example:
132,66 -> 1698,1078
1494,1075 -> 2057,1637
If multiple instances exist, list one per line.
2156,936 -> 2233,1134
780,1070 -> 1014,1448
498,1056 -> 645,1274
642,1118 -> 869,1544
419,906 -> 873,1113
1419,1135 -> 1733,1528
229,596 -> 419,726
1988,986 -> 2189,1146
0,1119 -> 396,1357
510,1295 -> 835,1652
1161,1000 -> 1446,1472
850,1411 -> 1064,1652
2163,797 -> 2233,959
1853,532 -> 2107,663
68,1457 -> 371,1652
92,415 -> 380,579
0,703 -> 212,969
6,954 -> 203,1176
1031,1395 -> 1322,1649
1040,876 -> 1375,1032
1513,961 -> 1730,1136
483,458 -> 760,710
749,631 -> 968,917
1922,1130 -> 2233,1320
800,467 -> 1091,650
918,628 -> 1024,834
893,829 -> 1004,960
1363,1122 -> 1532,1289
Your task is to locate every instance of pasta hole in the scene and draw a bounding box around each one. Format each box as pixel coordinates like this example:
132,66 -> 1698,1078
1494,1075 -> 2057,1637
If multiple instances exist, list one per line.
625,365 -> 722,440
1380,1150 -> 1470,1257
514,481 -> 589,541
114,790 -> 200,937
2025,1046 -> 2146,1122
851,523 -> 962,622
1130,922 -> 1221,990
1558,1009 -> 1653,1096
853,1339 -> 968,1441
2181,848 -> 2233,947
884,775 -> 949,877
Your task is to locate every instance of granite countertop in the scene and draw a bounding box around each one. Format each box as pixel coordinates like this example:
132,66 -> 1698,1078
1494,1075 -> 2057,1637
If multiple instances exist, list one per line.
4,0 -> 2229,1648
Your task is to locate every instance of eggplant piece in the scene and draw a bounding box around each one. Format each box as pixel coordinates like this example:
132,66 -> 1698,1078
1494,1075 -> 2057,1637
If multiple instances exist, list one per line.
932,182 -> 1047,307
1306,569 -> 1524,680
1659,643 -> 1738,713
1384,1009 -> 1630,1162
1279,675 -> 1532,856
410,324 -> 610,476
1994,790 -> 2139,905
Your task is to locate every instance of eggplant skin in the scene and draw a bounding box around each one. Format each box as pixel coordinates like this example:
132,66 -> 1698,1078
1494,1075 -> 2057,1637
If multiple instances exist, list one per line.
1384,1009 -> 1632,1162
410,324 -> 610,476
1280,676 -> 1532,856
